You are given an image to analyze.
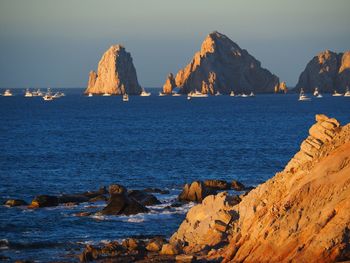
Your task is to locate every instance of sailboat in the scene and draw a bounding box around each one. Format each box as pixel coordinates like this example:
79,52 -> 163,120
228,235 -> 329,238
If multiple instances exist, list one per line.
229,91 -> 235,97
249,92 -> 255,97
215,91 -> 222,96
140,89 -> 151,96
298,88 -> 311,101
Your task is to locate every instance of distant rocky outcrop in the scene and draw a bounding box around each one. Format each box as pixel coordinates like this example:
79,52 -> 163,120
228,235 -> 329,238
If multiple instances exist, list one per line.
170,114 -> 350,262
162,73 -> 176,94
296,50 -> 350,93
164,31 -> 279,94
85,45 -> 142,95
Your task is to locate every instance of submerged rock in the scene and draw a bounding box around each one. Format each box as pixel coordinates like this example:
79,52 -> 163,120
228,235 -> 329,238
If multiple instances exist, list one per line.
296,50 -> 350,93
171,31 -> 279,94
4,199 -> 27,207
84,45 -> 142,95
28,195 -> 59,208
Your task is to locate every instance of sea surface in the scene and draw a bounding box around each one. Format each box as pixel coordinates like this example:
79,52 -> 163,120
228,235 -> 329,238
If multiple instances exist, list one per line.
0,88 -> 349,262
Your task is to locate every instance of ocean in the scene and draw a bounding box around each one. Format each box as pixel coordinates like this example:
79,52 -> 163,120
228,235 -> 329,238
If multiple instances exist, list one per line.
0,88 -> 349,262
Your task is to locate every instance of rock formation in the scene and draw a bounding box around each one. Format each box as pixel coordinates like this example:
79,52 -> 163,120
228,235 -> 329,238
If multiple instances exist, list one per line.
274,81 -> 288,93
162,73 -> 176,94
85,45 -> 142,95
170,114 -> 350,262
296,50 -> 350,93
164,31 -> 279,94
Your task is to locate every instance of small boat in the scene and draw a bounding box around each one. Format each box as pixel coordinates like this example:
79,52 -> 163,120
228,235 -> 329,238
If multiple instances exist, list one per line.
32,89 -> 43,96
313,88 -> 322,98
24,89 -> 33,97
123,93 -> 129,102
249,92 -> 255,97
159,92 -> 167,96
188,90 -> 208,98
332,90 -> 343,97
43,88 -> 54,101
53,92 -> 65,98
343,87 -> 350,97
3,89 -> 13,96
87,93 -> 93,97
140,89 -> 151,97
229,91 -> 235,97
241,93 -> 248,98
215,91 -> 222,96
172,92 -> 181,96
187,96 -> 191,100
102,93 -> 111,96
298,89 -> 311,101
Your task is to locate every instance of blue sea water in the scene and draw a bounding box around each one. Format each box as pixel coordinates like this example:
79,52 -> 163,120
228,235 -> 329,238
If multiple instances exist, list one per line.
0,88 -> 349,262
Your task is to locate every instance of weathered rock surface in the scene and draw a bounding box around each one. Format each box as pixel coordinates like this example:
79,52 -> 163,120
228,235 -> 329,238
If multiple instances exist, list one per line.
162,73 -> 176,94
85,45 -> 142,95
296,50 -> 350,93
203,179 -> 230,190
167,31 -> 279,94
172,114 -> 350,262
178,181 -> 216,203
128,190 -> 161,206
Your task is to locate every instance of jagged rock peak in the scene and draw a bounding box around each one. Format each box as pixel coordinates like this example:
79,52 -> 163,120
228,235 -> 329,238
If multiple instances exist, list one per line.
296,49 -> 350,93
171,31 -> 279,94
85,44 -> 142,95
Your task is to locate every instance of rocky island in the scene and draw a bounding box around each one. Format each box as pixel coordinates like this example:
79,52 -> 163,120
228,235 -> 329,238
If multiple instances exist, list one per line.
85,45 -> 142,95
162,31 -> 280,95
296,50 -> 350,93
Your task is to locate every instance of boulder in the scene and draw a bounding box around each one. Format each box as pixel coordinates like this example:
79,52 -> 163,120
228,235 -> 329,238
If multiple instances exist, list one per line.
128,190 -> 161,206
84,45 -> 142,95
121,238 -> 142,251
28,195 -> 59,208
173,31 -> 279,94
146,237 -> 165,252
4,199 -> 27,207
160,243 -> 181,255
203,179 -> 230,190
231,180 -> 245,191
178,181 -> 215,203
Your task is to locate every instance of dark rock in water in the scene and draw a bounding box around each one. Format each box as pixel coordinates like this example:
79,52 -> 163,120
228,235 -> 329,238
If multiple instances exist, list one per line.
128,190 -> 161,206
204,179 -> 230,190
178,181 -> 216,203
81,187 -> 107,199
29,195 -> 59,208
98,185 -> 149,216
109,184 -> 127,196
231,180 -> 246,191
58,194 -> 90,204
143,188 -> 170,195
4,199 -> 28,207
88,195 -> 107,202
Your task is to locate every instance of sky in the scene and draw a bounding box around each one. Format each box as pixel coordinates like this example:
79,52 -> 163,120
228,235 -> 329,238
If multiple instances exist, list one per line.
0,0 -> 349,88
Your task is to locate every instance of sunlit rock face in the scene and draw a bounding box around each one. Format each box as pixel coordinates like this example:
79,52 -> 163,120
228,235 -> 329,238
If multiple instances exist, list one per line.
170,31 -> 279,94
162,73 -> 176,94
85,45 -> 142,95
296,50 -> 350,93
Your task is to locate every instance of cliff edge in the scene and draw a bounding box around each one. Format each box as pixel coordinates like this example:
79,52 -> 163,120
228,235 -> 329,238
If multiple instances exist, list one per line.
171,114 -> 350,262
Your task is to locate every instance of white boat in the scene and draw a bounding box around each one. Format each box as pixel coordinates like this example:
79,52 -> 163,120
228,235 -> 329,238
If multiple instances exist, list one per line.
249,92 -> 255,97
102,93 -> 111,96
188,90 -> 208,98
24,89 -> 33,97
299,89 -> 311,101
32,89 -> 43,97
344,87 -> 350,97
313,88 -> 322,98
172,93 -> 181,96
43,88 -> 54,101
3,89 -> 13,96
215,91 -> 222,96
87,93 -> 93,97
159,91 -> 167,96
187,96 -> 191,100
332,90 -> 343,97
123,93 -> 129,102
241,93 -> 248,98
52,92 -> 61,99
229,91 -> 235,97
140,90 -> 151,96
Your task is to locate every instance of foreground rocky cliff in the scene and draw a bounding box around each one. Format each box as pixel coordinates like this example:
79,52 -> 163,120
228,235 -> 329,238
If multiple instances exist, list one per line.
296,50 -> 350,93
163,31 -> 279,94
170,114 -> 350,262
85,45 -> 142,95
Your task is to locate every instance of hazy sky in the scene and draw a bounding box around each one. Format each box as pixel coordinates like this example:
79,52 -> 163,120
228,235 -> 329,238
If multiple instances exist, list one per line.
0,0 -> 349,88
